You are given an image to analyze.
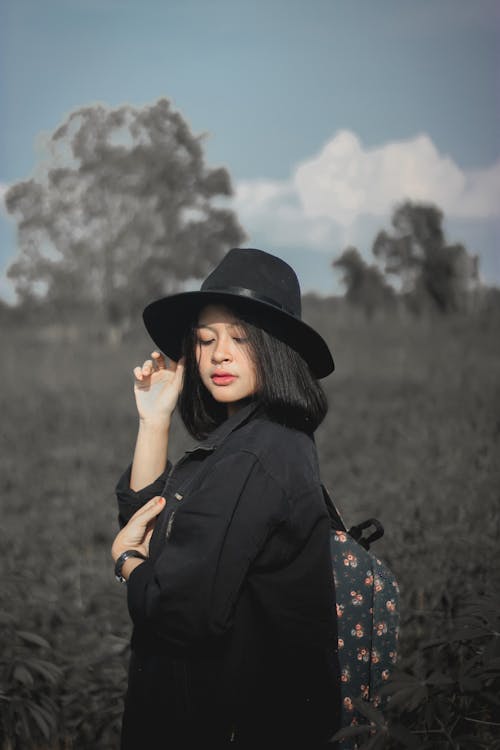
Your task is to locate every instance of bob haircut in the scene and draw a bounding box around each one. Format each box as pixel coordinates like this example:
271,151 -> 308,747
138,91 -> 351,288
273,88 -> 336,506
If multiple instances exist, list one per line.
178,302 -> 328,440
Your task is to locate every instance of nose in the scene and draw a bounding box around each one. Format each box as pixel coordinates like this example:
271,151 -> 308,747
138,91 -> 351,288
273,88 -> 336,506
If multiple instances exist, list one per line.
211,335 -> 232,364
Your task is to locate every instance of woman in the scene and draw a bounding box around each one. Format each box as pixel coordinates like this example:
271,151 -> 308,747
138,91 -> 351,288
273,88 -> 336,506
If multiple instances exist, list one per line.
112,248 -> 341,749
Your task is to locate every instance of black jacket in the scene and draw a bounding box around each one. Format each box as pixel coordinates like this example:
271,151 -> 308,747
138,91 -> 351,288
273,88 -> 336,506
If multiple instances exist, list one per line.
115,402 -> 341,749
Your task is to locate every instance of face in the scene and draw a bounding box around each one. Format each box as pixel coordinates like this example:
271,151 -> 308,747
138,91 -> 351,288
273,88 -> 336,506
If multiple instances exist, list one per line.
195,304 -> 257,415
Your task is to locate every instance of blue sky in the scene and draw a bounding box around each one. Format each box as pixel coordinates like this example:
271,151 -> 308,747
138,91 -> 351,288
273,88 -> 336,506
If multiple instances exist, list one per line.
1,0 -> 499,300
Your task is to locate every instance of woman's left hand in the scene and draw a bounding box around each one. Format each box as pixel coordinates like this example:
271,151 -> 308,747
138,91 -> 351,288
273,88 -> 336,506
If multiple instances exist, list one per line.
111,496 -> 166,562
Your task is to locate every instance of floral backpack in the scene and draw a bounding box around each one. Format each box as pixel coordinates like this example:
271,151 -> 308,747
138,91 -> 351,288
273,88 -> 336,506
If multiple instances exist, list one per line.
322,485 -> 400,748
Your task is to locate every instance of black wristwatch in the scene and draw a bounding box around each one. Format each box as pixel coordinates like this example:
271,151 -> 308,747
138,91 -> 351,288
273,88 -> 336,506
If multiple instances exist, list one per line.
114,550 -> 147,584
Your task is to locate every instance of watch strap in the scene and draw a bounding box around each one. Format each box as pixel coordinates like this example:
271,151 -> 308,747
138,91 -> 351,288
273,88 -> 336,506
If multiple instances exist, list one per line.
114,549 -> 147,583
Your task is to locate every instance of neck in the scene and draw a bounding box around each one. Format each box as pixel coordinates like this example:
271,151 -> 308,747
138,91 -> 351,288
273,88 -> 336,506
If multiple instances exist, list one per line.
226,396 -> 255,418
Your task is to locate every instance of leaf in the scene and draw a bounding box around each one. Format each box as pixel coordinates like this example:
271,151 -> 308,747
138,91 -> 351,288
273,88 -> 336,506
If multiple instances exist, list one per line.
352,697 -> 387,728
380,671 -> 424,693
482,691 -> 500,707
329,724 -> 373,742
357,731 -> 387,750
13,663 -> 34,687
423,626 -> 493,648
482,657 -> 500,672
26,703 -> 51,741
17,630 -> 51,649
28,698 -> 58,726
384,686 -> 427,711
26,658 -> 62,684
421,641 -> 446,650
425,671 -> 456,687
16,702 -> 31,741
454,734 -> 494,749
448,627 -> 493,641
379,674 -> 425,696
388,723 -> 420,749
0,611 -> 16,626
459,676 -> 483,692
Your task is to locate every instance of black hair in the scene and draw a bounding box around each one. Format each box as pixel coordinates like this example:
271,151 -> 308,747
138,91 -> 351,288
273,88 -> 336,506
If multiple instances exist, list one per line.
178,302 -> 328,440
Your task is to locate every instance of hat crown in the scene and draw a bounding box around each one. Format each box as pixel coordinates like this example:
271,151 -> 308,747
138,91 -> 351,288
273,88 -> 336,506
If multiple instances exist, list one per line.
201,248 -> 302,319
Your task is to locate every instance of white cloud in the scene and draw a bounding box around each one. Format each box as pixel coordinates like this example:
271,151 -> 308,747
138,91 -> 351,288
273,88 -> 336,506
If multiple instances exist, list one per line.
234,178 -> 345,249
0,183 -> 8,214
232,130 -> 500,253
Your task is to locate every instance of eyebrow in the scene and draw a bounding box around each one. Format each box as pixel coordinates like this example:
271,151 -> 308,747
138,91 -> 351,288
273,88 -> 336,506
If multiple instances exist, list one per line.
195,322 -> 241,331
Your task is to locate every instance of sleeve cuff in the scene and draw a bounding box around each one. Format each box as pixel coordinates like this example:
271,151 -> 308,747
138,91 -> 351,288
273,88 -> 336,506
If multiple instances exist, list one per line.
115,461 -> 172,527
126,558 -> 156,628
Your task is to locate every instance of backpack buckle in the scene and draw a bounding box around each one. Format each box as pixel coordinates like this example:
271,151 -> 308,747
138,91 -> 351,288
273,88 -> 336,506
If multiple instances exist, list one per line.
348,518 -> 384,550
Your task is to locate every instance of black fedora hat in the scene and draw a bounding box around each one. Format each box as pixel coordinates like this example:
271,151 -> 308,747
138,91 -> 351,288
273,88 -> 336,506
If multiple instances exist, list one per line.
142,248 -> 334,378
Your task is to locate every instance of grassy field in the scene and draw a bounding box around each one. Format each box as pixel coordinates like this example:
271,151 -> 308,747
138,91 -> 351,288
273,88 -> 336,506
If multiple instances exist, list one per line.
1,300 -> 499,748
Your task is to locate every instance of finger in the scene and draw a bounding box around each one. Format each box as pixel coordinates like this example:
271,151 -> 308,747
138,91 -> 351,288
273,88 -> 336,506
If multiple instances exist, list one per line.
170,356 -> 184,372
144,525 -> 155,548
130,496 -> 165,521
165,357 -> 178,373
142,359 -> 153,375
174,357 -> 185,388
133,366 -> 144,381
125,502 -> 164,540
151,351 -> 167,370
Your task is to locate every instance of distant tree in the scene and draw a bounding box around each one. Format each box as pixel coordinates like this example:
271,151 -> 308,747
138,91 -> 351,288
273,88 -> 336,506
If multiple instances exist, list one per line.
5,99 -> 245,334
373,201 -> 478,313
332,246 -> 395,316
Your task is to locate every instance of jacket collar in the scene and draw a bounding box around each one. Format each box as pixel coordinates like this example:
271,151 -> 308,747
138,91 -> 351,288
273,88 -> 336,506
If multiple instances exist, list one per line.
186,400 -> 262,453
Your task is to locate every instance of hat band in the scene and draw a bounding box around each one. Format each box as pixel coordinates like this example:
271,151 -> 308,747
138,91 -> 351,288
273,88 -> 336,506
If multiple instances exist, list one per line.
203,285 -> 298,318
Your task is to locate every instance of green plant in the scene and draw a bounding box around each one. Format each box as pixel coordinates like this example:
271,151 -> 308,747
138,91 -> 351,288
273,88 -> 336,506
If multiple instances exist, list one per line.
329,591 -> 500,749
0,615 -> 61,750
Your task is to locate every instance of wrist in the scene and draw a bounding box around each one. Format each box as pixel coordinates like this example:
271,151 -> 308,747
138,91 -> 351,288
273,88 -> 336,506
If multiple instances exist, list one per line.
138,417 -> 171,431
121,556 -> 145,581
114,549 -> 148,583
112,541 -> 145,563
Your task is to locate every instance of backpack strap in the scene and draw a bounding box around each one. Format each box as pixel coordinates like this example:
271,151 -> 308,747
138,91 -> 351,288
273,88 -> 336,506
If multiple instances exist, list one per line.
321,483 -> 385,551
321,483 -> 347,532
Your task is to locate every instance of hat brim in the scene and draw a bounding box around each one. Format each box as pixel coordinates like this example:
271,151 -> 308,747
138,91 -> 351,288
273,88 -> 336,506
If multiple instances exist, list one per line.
143,290 -> 334,378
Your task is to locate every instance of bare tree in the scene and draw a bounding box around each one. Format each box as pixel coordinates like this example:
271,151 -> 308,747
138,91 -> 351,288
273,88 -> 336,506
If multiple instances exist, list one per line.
5,99 -> 245,335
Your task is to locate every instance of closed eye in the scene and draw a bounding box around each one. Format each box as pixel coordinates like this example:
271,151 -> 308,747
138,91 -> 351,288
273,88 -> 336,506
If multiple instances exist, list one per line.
197,338 -> 214,346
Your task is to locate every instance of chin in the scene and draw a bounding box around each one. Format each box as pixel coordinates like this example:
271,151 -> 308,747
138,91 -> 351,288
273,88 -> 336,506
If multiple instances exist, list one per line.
207,386 -> 255,406
212,393 -> 234,403
212,390 -> 245,403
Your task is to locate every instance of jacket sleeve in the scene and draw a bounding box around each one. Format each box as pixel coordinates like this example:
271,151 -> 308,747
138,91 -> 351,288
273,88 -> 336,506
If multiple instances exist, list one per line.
246,492 -> 336,647
126,450 -> 289,646
115,461 -> 172,528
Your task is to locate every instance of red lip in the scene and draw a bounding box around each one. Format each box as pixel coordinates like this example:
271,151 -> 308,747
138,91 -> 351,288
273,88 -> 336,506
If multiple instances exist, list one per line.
211,372 -> 237,385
